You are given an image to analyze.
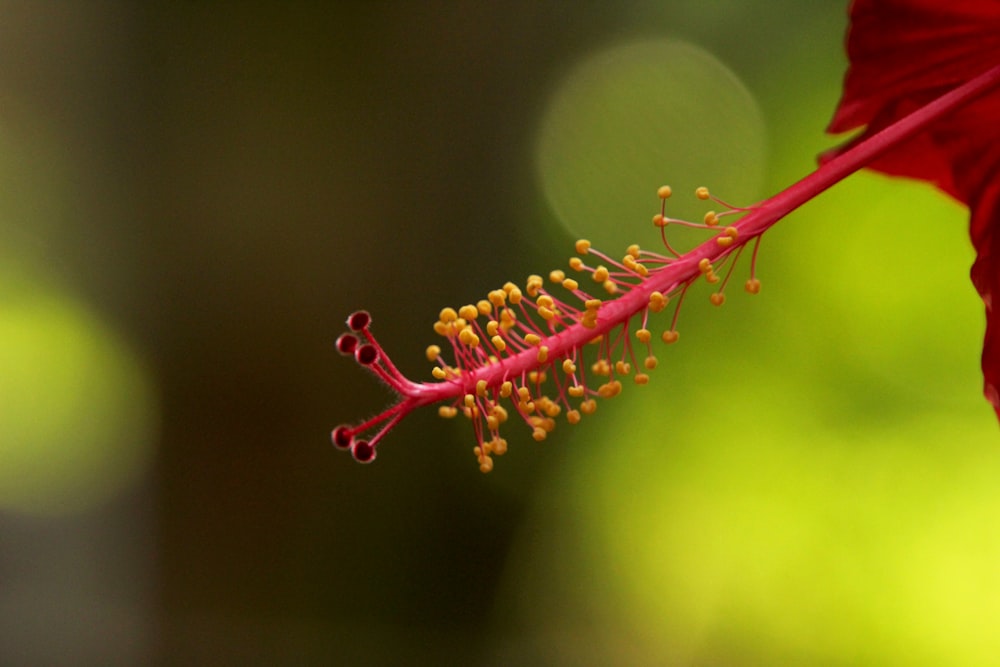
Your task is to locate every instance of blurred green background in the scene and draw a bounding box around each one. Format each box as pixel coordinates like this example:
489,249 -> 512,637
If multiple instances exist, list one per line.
1,2 -> 997,665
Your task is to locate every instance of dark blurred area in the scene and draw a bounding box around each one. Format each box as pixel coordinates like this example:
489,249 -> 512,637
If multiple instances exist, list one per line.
0,2 -> 643,664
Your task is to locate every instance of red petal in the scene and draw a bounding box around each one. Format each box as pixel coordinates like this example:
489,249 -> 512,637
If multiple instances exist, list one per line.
826,0 -> 1000,418
829,1 -> 1000,136
969,166 -> 1000,417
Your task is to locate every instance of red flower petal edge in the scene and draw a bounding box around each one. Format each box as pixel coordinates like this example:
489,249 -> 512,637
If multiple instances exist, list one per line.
825,0 -> 1000,419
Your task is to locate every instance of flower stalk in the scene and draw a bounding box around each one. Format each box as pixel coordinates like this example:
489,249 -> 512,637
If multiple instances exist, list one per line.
333,62 -> 1000,470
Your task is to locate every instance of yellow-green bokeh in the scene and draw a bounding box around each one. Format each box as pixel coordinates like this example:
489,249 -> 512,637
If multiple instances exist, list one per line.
536,39 -> 767,254
0,263 -> 156,515
517,174 -> 998,663
520,29 -> 998,667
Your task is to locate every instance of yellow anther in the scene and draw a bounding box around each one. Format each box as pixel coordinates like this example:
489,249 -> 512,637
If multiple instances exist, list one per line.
627,244 -> 641,259
706,271 -> 720,284
549,269 -> 566,283
662,330 -> 679,344
717,235 -> 734,248
524,333 -> 541,346
569,257 -> 585,271
538,306 -> 555,321
532,427 -> 547,442
623,259 -> 648,277
503,281 -> 518,293
432,366 -> 447,379
528,370 -> 547,384
649,291 -> 668,313
433,321 -> 448,337
529,413 -> 546,427
704,210 -> 719,226
597,380 -> 622,398
652,213 -> 668,228
459,304 -> 479,321
486,415 -> 500,430
536,346 -> 549,363
698,258 -> 712,273
592,359 -> 611,376
575,239 -> 591,254
568,385 -> 585,398
500,381 -> 513,397
491,405 -> 508,423
491,437 -> 507,455
710,292 -> 726,306
426,345 -> 441,362
464,394 -> 476,408
476,379 -> 488,397
745,278 -> 762,295
508,286 -> 522,304
603,280 -> 618,295
657,185 -> 672,199
585,298 -> 602,310
439,307 -> 458,323
725,225 -> 738,238
634,373 -> 650,385
644,355 -> 658,370
479,457 -> 494,474
695,186 -> 710,200
477,300 -> 492,316
592,266 -> 609,282
488,289 -> 506,308
566,409 -> 582,424
517,386 -> 531,401
491,335 -> 506,351
486,320 -> 499,336
580,313 -> 598,329
526,274 -> 543,297
562,278 -> 579,291
562,359 -> 577,374
438,405 -> 457,418
459,328 -> 480,347
580,399 -> 597,415
636,328 -> 652,343
614,360 -> 631,375
537,295 -> 554,308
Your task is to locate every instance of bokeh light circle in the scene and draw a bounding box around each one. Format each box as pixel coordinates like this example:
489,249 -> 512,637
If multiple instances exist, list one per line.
536,39 -> 767,253
0,267 -> 157,515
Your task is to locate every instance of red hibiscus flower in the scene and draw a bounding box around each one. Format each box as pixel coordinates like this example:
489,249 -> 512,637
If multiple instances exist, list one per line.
332,3 -> 1000,471
825,0 -> 1000,418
